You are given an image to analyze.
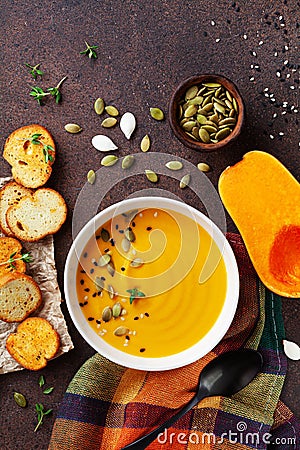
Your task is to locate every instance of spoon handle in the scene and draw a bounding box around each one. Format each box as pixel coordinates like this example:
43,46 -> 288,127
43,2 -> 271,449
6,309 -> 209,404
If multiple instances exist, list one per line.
121,393 -> 204,450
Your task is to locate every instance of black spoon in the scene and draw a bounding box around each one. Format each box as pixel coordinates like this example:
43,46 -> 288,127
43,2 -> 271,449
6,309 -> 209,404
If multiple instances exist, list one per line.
121,349 -> 263,450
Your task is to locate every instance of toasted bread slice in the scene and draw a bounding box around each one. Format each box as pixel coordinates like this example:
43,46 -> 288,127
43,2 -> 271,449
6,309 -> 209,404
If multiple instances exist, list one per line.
0,181 -> 33,236
0,237 -> 26,276
3,124 -> 55,188
0,273 -> 42,322
6,188 -> 67,242
6,317 -> 60,370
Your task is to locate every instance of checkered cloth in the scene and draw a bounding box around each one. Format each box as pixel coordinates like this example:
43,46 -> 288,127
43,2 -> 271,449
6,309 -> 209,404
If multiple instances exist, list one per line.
49,234 -> 299,449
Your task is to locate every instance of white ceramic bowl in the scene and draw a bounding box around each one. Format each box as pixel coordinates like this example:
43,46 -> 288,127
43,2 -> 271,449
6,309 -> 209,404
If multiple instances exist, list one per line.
65,197 -> 239,371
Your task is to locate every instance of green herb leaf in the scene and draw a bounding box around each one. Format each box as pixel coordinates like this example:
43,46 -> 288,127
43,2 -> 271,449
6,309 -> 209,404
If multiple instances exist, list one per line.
0,251 -> 33,269
29,76 -> 67,105
38,375 -> 45,387
34,403 -> 52,432
126,288 -> 146,305
25,63 -> 44,79
80,41 -> 98,59
43,387 -> 54,395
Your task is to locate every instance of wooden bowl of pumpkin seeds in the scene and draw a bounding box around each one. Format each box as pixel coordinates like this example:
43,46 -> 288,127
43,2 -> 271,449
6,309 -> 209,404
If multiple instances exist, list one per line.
169,74 -> 245,151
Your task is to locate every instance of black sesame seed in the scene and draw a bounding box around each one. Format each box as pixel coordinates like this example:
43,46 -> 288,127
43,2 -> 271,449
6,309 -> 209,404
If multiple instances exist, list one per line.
90,268 -> 95,274
79,302 -> 84,307
121,267 -> 125,271
83,252 -> 88,258
84,301 -> 88,305
134,316 -> 139,320
88,317 -> 94,321
146,226 -> 152,231
126,335 -> 130,340
93,261 -> 98,266
96,235 -> 101,240
96,320 -> 101,324
97,291 -> 102,296
80,279 -> 84,285
84,288 -> 90,292
115,224 -> 119,230
104,248 -> 110,253
140,348 -> 146,353
92,293 -> 97,297
110,238 -> 115,246
101,276 -> 106,281
119,229 -> 124,234
128,226 -> 132,231
145,312 -> 149,317
80,270 -> 85,274
132,221 -> 136,227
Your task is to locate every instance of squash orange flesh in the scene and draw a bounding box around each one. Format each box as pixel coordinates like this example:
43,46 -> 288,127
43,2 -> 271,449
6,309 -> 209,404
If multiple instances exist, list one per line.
219,151 -> 300,298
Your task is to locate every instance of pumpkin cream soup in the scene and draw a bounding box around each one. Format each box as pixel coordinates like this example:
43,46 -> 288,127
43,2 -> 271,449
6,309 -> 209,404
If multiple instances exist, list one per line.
76,208 -> 227,357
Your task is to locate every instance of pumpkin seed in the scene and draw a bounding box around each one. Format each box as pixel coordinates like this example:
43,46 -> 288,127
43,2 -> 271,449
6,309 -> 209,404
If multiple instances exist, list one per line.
215,127 -> 231,140
101,228 -> 110,241
124,228 -> 136,242
145,169 -> 158,183
94,97 -> 105,115
130,258 -> 144,268
202,82 -> 221,88
121,237 -> 131,253
197,162 -> 211,172
122,155 -> 135,170
203,103 -> 213,112
184,105 -> 198,117
215,87 -> 222,98
187,96 -> 203,105
14,392 -> 27,408
64,123 -> 82,134
140,134 -> 150,152
178,104 -> 183,118
192,127 -> 200,139
95,277 -> 104,291
112,302 -> 122,317
101,117 -> 117,128
197,114 -> 207,124
179,174 -> 190,188
108,285 -> 115,300
199,128 -> 210,143
105,105 -> 119,117
98,254 -> 111,267
209,113 -> 219,123
114,326 -> 129,336
120,112 -> 136,139
225,90 -> 233,102
283,339 -> 300,360
185,85 -> 198,100
92,135 -> 118,152
213,97 -> 227,107
218,118 -> 236,126
182,120 -> 196,131
229,109 -> 236,118
102,306 -> 112,322
224,99 -> 233,109
232,97 -> 238,112
213,103 -> 226,115
202,125 -> 218,133
101,155 -> 118,167
150,107 -> 164,121
202,95 -> 213,107
107,261 -> 115,277
165,160 -> 183,170
87,169 -> 96,184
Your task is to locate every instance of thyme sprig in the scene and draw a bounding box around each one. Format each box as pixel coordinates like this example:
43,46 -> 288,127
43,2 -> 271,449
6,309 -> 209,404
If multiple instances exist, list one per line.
126,288 -> 146,305
29,133 -> 54,163
0,252 -> 33,269
24,62 -> 43,79
80,41 -> 98,59
34,403 -> 52,432
30,76 -> 67,105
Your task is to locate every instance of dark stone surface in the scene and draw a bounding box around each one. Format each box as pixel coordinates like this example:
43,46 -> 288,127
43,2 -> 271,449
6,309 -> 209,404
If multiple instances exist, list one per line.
0,1 -> 299,448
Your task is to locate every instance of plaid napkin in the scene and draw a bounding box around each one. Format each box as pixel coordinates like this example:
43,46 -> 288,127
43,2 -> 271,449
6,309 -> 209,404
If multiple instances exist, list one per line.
49,234 -> 299,449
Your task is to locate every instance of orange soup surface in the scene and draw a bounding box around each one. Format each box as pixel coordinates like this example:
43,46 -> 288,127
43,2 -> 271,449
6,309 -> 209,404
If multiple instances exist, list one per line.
76,208 -> 227,357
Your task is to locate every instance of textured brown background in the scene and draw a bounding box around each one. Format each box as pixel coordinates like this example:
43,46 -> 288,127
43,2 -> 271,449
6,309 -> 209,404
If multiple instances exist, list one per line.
0,1 -> 299,449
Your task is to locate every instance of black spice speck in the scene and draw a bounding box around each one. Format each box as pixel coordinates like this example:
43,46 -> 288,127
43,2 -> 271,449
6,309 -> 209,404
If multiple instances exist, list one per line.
90,269 -> 94,274
84,301 -> 88,305
110,238 -> 115,246
145,312 -> 150,317
96,320 -> 101,324
80,279 -> 84,285
119,229 -> 124,234
132,221 -> 136,227
146,226 -> 152,231
134,316 -> 139,320
84,288 -> 90,292
96,235 -> 101,240
121,267 -> 125,271
104,248 -> 110,253
115,224 -> 119,230
80,270 -> 85,274
83,252 -> 88,258
88,317 -> 94,321
93,261 -> 98,266
79,302 -> 84,307
92,293 -> 97,298
101,276 -> 106,281
140,348 -> 146,353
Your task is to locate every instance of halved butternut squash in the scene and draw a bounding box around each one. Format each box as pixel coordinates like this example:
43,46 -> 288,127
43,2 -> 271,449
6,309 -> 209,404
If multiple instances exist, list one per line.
219,151 -> 300,298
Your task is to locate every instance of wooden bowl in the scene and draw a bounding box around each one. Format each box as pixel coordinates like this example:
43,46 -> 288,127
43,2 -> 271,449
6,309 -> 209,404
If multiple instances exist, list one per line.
169,74 -> 245,152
